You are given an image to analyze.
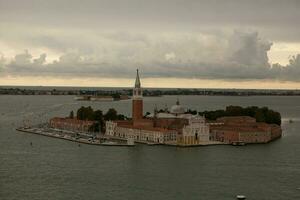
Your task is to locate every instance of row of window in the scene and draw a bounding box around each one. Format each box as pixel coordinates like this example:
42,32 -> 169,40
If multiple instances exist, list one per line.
113,128 -> 176,142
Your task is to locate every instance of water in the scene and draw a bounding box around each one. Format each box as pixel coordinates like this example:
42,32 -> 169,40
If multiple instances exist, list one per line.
0,95 -> 300,200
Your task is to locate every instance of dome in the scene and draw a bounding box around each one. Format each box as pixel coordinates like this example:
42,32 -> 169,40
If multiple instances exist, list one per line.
170,99 -> 185,114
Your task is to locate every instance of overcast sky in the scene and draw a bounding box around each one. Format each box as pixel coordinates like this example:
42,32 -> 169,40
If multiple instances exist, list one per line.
1,0 -> 300,88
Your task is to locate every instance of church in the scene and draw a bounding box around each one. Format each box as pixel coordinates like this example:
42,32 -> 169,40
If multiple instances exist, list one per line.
105,69 -> 210,146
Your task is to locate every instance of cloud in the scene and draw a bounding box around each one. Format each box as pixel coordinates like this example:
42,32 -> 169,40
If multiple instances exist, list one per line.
0,30 -> 300,81
165,52 -> 176,62
1,0 -> 300,42
33,53 -> 46,65
229,31 -> 272,66
271,54 -> 300,81
0,53 -> 5,72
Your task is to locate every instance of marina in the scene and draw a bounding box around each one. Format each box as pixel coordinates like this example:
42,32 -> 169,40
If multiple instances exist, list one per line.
16,127 -> 135,147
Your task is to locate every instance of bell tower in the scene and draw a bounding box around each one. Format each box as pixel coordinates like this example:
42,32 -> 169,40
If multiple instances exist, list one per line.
132,69 -> 143,121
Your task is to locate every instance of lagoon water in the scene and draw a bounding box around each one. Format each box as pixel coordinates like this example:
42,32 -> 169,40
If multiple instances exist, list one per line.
0,95 -> 300,200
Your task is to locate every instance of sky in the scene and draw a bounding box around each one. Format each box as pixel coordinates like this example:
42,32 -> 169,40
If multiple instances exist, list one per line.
1,0 -> 300,89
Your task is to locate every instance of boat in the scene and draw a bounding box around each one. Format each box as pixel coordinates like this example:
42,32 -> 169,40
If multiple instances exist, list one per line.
102,141 -> 117,145
90,96 -> 114,102
74,96 -> 90,101
236,195 -> 246,199
232,141 -> 246,146
127,138 -> 135,146
74,96 -> 85,100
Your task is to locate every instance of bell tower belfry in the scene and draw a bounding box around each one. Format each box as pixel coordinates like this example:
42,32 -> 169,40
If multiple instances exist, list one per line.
132,69 -> 143,121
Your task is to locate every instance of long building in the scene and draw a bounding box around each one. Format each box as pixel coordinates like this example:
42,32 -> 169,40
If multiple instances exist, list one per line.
209,116 -> 282,144
49,117 -> 96,133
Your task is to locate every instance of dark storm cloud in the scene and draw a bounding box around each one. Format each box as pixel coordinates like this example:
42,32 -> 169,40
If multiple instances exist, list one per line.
1,0 -> 300,41
1,31 -> 300,81
0,0 -> 300,81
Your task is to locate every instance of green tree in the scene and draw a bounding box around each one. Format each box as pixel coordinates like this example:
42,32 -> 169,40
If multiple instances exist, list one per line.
198,105 -> 281,125
254,110 -> 265,122
117,114 -> 126,120
77,106 -> 94,120
93,110 -> 103,121
104,108 -> 118,121
77,106 -> 84,120
93,110 -> 104,132
69,110 -> 74,119
89,122 -> 100,132
226,106 -> 243,116
144,112 -> 151,117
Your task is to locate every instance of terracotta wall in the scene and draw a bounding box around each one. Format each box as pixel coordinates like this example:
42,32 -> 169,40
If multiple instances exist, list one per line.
132,99 -> 143,121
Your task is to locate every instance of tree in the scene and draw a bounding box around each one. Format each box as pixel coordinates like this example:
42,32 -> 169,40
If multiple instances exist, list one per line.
93,110 -> 103,121
89,122 -> 100,132
226,106 -> 243,116
85,106 -> 94,120
198,105 -> 281,125
117,114 -> 126,120
93,110 -> 104,132
104,108 -> 118,121
69,110 -> 74,119
144,112 -> 151,117
77,106 -> 84,120
185,109 -> 197,115
254,110 -> 265,122
77,106 -> 94,120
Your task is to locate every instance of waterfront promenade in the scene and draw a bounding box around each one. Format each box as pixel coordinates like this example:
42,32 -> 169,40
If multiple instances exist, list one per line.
16,127 -> 134,147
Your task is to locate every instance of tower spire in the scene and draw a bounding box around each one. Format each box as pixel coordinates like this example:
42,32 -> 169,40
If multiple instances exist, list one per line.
132,69 -> 143,122
135,69 -> 141,88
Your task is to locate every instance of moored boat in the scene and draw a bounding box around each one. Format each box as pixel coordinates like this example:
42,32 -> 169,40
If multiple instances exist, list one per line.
236,195 -> 246,199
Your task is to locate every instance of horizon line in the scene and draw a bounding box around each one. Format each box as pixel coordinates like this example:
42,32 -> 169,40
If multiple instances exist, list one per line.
1,85 -> 299,91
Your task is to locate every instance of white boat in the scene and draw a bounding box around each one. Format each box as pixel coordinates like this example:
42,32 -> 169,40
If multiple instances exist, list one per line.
74,96 -> 87,100
236,195 -> 246,199
101,141 -> 117,145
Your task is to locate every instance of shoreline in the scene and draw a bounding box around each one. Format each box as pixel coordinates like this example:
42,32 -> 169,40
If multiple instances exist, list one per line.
16,126 -> 281,148
16,127 -> 134,147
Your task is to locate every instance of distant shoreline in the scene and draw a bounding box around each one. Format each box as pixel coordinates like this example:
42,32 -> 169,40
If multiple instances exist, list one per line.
1,87 -> 300,96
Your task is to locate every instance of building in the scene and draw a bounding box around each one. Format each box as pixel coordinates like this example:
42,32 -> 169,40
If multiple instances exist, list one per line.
106,120 -> 177,144
132,69 -> 143,122
49,117 -> 96,133
105,70 -> 282,146
178,115 -> 210,145
209,116 -> 282,144
105,69 -> 210,146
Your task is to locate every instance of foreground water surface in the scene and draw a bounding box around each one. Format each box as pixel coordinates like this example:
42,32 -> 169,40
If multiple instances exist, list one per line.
0,95 -> 300,200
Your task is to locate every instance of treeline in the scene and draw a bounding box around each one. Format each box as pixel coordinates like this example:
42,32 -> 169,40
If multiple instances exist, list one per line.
134,89 -> 300,96
69,106 -> 128,132
187,106 -> 281,125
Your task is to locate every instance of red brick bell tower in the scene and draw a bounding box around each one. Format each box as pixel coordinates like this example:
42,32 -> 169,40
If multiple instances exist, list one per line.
132,69 -> 143,122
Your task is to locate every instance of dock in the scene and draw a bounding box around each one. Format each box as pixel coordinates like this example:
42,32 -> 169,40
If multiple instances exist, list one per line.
16,127 -> 135,147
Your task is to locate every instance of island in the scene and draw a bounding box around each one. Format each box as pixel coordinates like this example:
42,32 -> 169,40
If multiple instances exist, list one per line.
17,70 -> 282,147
